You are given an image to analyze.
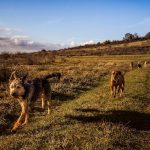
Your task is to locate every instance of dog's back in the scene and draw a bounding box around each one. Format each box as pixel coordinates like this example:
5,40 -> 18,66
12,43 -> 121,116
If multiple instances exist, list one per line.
30,72 -> 61,102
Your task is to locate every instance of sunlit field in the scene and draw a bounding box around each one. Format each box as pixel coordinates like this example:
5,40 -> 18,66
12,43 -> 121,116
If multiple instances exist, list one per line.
0,55 -> 150,150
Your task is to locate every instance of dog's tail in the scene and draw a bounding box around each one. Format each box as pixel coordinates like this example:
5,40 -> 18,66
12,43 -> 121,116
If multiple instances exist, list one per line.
44,72 -> 61,80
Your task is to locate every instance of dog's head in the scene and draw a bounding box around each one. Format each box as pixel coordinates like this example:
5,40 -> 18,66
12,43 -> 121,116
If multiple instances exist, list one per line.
111,70 -> 123,81
130,62 -> 133,66
9,71 -> 27,98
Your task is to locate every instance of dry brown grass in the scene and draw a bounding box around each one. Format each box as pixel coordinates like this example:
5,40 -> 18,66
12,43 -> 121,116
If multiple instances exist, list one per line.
0,55 -> 150,150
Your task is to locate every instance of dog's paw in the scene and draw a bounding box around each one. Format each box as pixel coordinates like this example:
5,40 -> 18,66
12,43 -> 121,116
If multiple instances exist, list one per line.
21,122 -> 30,128
11,128 -> 17,133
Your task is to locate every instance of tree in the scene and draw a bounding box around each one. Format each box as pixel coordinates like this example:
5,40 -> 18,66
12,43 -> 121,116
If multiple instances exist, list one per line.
97,42 -> 101,46
145,32 -> 150,39
41,49 -> 47,52
133,33 -> 139,39
103,40 -> 111,45
123,33 -> 135,41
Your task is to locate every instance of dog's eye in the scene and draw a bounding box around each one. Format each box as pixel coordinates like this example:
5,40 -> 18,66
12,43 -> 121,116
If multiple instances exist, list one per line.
17,86 -> 20,88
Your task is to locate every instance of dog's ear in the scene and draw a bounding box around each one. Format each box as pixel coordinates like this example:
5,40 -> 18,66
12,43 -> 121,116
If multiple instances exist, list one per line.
118,71 -> 122,75
9,71 -> 17,81
21,73 -> 28,83
111,70 -> 115,74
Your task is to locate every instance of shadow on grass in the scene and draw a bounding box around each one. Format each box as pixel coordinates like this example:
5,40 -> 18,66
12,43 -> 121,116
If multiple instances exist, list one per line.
52,91 -> 75,101
32,107 -> 45,112
75,108 -> 100,113
66,109 -> 150,131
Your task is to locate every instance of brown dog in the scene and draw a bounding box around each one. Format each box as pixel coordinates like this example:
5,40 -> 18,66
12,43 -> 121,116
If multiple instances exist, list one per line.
110,70 -> 125,98
9,71 -> 61,132
130,62 -> 134,70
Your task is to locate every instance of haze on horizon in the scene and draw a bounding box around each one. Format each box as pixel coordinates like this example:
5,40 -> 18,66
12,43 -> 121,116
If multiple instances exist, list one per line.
0,0 -> 150,52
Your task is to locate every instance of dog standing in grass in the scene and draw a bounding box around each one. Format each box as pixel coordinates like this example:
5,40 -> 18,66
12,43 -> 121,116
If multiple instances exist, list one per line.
137,61 -> 142,69
110,70 -> 125,98
9,71 -> 61,132
130,62 -> 134,70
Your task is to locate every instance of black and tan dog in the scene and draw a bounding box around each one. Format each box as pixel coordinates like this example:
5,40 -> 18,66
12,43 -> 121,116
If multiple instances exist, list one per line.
110,70 -> 125,98
9,71 -> 61,132
137,61 -> 142,69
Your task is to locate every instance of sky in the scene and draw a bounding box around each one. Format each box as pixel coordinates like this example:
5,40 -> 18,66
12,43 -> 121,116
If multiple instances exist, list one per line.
0,0 -> 150,52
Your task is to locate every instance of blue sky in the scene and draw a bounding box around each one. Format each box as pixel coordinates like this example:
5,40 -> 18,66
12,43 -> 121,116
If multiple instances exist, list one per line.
0,0 -> 150,50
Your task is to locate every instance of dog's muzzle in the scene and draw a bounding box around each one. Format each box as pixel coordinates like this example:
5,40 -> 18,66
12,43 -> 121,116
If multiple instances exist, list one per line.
11,92 -> 18,97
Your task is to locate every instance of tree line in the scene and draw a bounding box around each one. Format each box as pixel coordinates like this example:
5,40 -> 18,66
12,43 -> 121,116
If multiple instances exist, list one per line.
59,32 -> 150,51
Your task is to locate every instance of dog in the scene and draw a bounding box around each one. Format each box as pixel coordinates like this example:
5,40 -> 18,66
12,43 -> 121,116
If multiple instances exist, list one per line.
130,62 -> 134,70
137,62 -> 142,69
110,70 -> 125,98
9,71 -> 61,132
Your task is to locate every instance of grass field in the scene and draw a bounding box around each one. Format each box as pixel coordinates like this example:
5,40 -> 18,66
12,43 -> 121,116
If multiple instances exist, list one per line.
0,55 -> 150,150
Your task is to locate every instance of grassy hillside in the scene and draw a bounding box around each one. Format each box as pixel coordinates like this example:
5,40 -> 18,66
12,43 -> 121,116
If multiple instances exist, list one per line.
1,39 -> 150,66
0,55 -> 150,150
58,39 -> 150,56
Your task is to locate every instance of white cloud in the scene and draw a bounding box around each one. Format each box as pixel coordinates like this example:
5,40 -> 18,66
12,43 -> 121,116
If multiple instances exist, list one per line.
70,41 -> 78,47
0,35 -> 66,53
0,27 -> 11,32
66,40 -> 96,48
0,26 -> 21,36
10,35 -> 30,46
0,25 -> 97,52
80,40 -> 95,46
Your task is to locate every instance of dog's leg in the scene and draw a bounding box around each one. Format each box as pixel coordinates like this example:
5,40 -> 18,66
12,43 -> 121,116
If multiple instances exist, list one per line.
43,82 -> 52,114
120,84 -> 124,97
22,100 -> 29,126
11,100 -> 27,132
111,85 -> 114,97
47,100 -> 51,114
22,110 -> 29,126
42,97 -> 45,109
114,86 -> 117,98
118,86 -> 121,97
29,102 -> 34,112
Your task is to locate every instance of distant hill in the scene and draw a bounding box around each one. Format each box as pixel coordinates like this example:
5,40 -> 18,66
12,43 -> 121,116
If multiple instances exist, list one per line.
56,38 -> 150,56
1,33 -> 150,65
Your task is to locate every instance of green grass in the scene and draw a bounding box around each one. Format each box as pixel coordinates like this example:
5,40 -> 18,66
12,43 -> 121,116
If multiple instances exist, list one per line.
0,61 -> 150,150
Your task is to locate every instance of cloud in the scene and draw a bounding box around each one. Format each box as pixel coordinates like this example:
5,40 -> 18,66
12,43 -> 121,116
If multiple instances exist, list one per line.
65,40 -> 96,48
10,35 -> 30,46
64,35 -> 97,48
0,26 -> 21,36
0,35 -> 67,53
69,41 -> 78,47
0,27 -> 12,32
0,37 -> 97,53
80,40 -> 95,45
0,26 -> 96,53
